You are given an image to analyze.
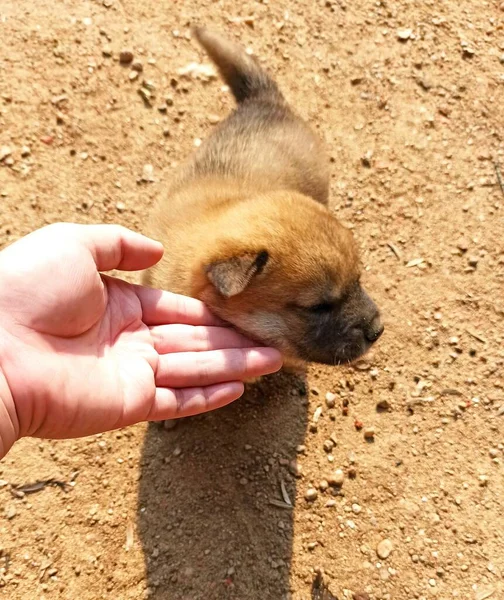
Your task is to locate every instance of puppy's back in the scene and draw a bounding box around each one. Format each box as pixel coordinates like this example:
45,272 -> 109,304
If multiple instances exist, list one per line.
172,28 -> 330,204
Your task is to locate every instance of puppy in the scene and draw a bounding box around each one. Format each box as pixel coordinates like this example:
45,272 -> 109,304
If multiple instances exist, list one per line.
143,27 -> 383,369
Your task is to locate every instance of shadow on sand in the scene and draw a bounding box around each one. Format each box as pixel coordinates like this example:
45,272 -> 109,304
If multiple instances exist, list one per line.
138,373 -> 309,600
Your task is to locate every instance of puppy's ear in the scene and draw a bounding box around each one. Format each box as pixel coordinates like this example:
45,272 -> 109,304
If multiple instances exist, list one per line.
206,250 -> 269,297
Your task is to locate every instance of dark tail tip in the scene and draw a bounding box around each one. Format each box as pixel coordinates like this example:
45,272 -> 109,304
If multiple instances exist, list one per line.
192,26 -> 282,104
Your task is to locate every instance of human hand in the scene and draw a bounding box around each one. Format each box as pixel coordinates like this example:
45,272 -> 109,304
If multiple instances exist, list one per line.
0,223 -> 282,458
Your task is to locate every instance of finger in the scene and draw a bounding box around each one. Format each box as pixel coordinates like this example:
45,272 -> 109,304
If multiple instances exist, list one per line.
135,287 -> 225,326
78,224 -> 164,271
155,347 -> 283,388
148,382 -> 245,420
150,324 -> 259,353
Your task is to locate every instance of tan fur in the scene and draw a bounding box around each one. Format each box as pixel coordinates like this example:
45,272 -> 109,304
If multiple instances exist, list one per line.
143,28 -> 383,368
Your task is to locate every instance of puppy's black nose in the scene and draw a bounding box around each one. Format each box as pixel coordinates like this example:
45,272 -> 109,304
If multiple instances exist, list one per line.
364,315 -> 384,343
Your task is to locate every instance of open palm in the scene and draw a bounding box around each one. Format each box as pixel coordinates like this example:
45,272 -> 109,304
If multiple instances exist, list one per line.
0,224 -> 282,457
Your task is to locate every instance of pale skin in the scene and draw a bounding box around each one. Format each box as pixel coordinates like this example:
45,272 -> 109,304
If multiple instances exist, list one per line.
0,223 -> 283,459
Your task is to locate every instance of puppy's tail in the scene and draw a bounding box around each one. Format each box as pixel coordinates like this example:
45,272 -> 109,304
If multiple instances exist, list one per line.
193,27 -> 283,104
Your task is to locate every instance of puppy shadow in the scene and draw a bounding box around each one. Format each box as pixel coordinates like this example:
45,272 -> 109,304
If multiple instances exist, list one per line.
138,372 -> 309,600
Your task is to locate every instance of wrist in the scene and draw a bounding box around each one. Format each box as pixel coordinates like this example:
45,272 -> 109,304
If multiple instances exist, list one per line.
0,362 -> 19,460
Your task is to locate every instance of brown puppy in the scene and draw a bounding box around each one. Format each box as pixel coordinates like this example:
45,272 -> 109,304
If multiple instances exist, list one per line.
143,27 -> 383,368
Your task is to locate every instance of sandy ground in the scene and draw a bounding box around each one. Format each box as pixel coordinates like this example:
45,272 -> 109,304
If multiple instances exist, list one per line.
1,1 -> 504,599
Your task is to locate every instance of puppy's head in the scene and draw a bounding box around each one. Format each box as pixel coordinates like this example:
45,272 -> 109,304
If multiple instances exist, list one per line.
193,192 -> 383,366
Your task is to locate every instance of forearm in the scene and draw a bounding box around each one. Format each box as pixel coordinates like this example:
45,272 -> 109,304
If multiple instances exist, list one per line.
0,367 -> 18,460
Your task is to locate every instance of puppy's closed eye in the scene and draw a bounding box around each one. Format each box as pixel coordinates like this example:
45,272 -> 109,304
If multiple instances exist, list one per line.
307,302 -> 336,313
291,301 -> 338,313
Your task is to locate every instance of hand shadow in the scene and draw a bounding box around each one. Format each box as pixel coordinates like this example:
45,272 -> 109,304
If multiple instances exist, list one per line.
137,372 -> 308,600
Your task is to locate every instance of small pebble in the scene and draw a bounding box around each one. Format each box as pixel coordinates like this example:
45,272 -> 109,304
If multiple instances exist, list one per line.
376,538 -> 393,559
376,399 -> 391,410
467,255 -> 479,268
327,469 -> 344,487
364,427 -> 375,440
116,201 -> 126,213
397,28 -> 413,40
6,506 -> 17,520
21,145 -> 31,157
456,238 -> 470,252
352,503 -> 362,514
138,87 -> 152,103
0,146 -> 12,161
131,61 -> 143,72
325,392 -> 336,408
289,460 -> 303,478
141,164 -> 155,182
129,70 -> 139,81
305,488 -> 318,502
353,593 -> 370,600
323,440 -> 334,453
119,50 -> 134,64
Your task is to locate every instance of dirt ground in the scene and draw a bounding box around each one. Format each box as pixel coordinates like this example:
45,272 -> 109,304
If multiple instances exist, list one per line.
1,1 -> 504,599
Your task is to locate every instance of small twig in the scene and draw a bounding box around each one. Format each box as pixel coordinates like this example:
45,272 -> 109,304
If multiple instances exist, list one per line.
466,329 -> 487,344
440,389 -> 463,397
279,477 -> 292,506
269,499 -> 293,510
494,162 -> 504,197
11,479 -> 67,496
406,258 -> 425,268
125,521 -> 134,551
387,243 -> 401,260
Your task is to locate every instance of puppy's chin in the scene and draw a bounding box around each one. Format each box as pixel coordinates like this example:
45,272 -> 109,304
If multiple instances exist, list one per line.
220,310 -> 294,352
294,338 -> 374,366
